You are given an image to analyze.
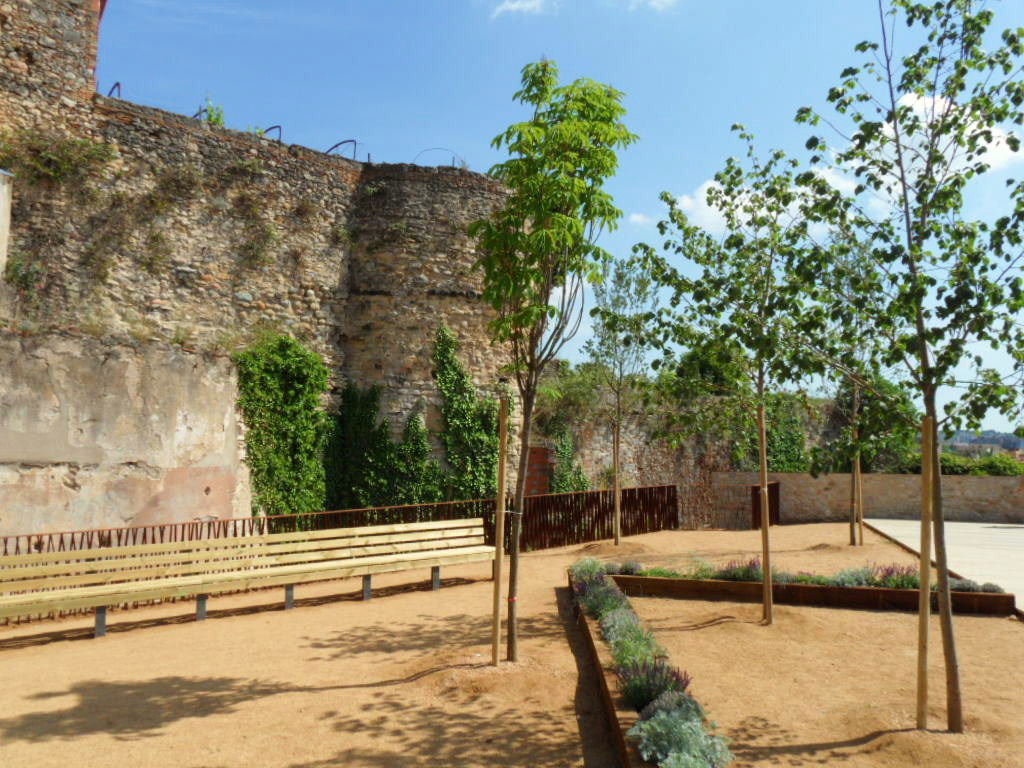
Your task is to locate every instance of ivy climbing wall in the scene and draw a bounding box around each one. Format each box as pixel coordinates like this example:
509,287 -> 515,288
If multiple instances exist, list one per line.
0,1 -> 513,534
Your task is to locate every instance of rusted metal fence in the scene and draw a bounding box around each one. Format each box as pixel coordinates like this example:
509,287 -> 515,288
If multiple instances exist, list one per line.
515,485 -> 678,550
1,486 -> 678,558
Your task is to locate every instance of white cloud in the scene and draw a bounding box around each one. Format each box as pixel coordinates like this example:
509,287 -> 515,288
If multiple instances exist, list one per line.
896,93 -> 1022,173
492,0 -> 549,18
674,179 -> 726,235
630,0 -> 680,10
628,212 -> 653,225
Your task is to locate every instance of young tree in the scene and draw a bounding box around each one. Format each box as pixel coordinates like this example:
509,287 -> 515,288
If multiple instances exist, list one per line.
794,0 -> 1024,731
585,256 -> 656,544
812,373 -> 920,542
637,129 -> 817,624
470,60 -> 636,660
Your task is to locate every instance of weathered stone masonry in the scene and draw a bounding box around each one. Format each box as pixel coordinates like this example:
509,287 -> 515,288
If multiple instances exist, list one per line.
0,0 -> 511,534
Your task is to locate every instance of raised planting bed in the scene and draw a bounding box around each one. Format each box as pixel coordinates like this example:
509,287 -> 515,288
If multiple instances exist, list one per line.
571,585 -> 654,768
568,560 -> 734,768
611,574 -> 1017,616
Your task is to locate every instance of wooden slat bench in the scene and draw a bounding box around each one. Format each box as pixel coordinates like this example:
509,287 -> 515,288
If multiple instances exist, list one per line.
0,518 -> 495,636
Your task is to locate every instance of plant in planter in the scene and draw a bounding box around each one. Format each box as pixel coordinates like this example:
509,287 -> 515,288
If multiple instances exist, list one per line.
629,712 -> 733,768
640,690 -> 704,724
618,659 -> 691,711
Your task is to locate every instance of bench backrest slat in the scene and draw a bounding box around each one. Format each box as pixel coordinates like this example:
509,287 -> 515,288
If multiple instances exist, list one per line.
0,525 -> 484,583
0,518 -> 487,597
1,535 -> 486,593
0,518 -> 485,567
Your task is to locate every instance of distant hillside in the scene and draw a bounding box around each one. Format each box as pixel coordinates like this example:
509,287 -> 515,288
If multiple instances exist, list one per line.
945,430 -> 1024,451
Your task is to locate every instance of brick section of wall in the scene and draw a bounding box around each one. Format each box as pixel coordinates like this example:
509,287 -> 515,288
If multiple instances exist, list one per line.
524,446 -> 552,496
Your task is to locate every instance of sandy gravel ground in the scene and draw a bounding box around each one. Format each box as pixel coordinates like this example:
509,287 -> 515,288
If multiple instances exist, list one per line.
0,523 -> 1011,767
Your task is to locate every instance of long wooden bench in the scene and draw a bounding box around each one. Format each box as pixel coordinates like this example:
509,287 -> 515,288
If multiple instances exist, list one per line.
0,518 -> 495,636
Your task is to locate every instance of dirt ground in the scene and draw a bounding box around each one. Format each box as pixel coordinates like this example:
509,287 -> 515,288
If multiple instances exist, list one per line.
0,523 -> 1016,767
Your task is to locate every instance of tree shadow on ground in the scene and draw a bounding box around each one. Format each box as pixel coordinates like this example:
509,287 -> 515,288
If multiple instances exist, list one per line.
552,585 -> 619,768
640,612 -> 763,632
0,662 -> 495,745
726,715 -> 910,766
303,610 -> 563,660
0,676 -> 295,743
290,688 -> 600,768
0,576 -> 483,651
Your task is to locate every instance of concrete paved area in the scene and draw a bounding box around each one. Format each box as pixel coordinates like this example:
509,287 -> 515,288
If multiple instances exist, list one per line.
867,518 -> 1024,598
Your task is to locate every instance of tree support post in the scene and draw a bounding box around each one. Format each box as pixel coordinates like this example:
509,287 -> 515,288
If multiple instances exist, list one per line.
613,420 -> 622,545
917,415 -> 934,729
492,394 -> 509,666
757,402 -> 774,625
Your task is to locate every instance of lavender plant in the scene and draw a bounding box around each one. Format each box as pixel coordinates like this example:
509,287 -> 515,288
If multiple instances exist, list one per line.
619,660 -> 692,711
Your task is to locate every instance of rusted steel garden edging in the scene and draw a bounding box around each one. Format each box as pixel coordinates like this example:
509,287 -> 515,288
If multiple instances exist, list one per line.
568,574 -> 656,768
863,520 -> 1024,624
611,575 -> 1016,616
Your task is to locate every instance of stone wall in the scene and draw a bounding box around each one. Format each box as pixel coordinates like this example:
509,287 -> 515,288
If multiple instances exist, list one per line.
0,330 -> 248,536
715,471 -> 1024,525
572,412 -> 688,491
0,1 -> 514,535
1,91 -> 509,427
0,170 -> 10,270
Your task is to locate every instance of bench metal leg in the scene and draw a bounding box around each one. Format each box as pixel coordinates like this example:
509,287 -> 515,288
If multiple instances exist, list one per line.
362,575 -> 372,601
431,566 -> 441,591
284,584 -> 294,610
94,606 -> 107,638
196,594 -> 208,621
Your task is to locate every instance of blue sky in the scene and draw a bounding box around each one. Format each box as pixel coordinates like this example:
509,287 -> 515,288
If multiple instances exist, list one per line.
98,0 -> 1024,430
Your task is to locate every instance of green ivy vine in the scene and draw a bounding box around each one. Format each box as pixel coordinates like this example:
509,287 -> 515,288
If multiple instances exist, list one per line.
323,384 -> 446,510
731,393 -> 812,473
235,333 -> 329,517
238,326 -> 500,515
551,429 -> 590,493
433,325 -> 499,500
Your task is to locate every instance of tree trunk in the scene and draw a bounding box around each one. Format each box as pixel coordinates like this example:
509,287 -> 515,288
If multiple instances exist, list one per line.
613,419 -> 621,545
507,385 -> 535,663
916,415 -> 934,729
925,402 -> 963,732
757,398 -> 773,625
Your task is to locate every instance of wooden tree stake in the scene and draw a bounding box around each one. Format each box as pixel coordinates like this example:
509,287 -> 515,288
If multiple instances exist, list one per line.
917,415 -> 934,729
613,421 -> 621,545
757,402 -> 773,624
856,454 -> 864,546
491,394 -> 509,666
